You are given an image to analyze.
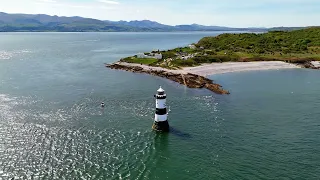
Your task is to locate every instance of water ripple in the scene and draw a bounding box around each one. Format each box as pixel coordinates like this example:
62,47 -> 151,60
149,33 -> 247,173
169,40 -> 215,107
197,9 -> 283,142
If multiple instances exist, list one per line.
0,94 -> 160,179
0,50 -> 32,60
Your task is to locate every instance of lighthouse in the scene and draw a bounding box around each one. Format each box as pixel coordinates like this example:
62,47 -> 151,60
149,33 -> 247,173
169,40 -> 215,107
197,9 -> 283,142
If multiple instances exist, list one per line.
152,86 -> 169,132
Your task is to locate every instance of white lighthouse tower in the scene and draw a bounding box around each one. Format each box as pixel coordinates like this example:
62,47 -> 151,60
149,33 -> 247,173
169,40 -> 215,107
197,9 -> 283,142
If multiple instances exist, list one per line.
152,86 -> 169,132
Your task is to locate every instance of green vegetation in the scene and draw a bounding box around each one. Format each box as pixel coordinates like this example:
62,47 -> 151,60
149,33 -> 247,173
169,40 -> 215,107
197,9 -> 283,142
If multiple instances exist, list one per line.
197,27 -> 320,61
121,27 -> 320,68
171,59 -> 199,67
120,57 -> 158,65
161,51 -> 177,59
172,47 -> 198,53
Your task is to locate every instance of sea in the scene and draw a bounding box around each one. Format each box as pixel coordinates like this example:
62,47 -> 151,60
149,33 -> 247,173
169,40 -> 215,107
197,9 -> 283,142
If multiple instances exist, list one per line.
0,32 -> 319,180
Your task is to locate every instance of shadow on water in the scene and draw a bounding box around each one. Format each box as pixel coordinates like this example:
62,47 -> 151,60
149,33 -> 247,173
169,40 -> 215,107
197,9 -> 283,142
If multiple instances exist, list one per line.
169,126 -> 192,140
151,126 -> 191,151
153,132 -> 169,150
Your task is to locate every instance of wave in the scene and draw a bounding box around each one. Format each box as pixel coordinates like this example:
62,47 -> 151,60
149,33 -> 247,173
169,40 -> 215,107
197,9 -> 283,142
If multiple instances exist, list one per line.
91,48 -> 112,52
0,50 -> 32,60
0,51 -> 13,60
0,94 -> 164,179
85,39 -> 100,42
67,39 -> 100,44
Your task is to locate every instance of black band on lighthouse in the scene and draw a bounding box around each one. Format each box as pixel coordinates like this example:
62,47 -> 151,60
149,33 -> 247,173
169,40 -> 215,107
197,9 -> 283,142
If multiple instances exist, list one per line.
156,95 -> 166,99
153,86 -> 169,132
156,108 -> 167,115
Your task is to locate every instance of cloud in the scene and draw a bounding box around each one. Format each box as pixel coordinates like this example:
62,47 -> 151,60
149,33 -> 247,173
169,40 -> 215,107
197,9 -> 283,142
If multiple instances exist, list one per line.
69,5 -> 116,10
38,0 -> 57,3
97,0 -> 119,5
69,5 -> 93,9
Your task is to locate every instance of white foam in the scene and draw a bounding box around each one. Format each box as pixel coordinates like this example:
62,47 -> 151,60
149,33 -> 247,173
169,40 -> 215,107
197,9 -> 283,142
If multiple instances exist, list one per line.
0,94 -> 16,102
0,51 -> 13,60
0,50 -> 32,60
91,49 -> 111,52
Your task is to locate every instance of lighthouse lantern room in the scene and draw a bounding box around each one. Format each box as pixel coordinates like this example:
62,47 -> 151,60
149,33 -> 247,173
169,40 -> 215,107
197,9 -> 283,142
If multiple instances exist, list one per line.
152,86 -> 169,132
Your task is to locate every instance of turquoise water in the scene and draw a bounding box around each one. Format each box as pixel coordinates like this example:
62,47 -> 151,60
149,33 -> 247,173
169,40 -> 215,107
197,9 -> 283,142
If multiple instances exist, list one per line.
0,32 -> 320,179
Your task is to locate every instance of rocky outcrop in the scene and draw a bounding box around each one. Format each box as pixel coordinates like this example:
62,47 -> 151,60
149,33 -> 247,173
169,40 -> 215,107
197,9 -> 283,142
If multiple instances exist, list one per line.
301,61 -> 320,69
285,60 -> 320,69
106,63 -> 230,95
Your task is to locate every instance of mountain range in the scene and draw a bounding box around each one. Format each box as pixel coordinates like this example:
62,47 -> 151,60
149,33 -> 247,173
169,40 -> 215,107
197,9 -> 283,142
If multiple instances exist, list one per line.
0,12 -> 302,32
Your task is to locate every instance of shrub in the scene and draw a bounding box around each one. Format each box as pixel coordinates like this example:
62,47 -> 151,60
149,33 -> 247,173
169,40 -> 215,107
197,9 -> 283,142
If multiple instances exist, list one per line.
172,59 -> 198,67
162,51 -> 176,59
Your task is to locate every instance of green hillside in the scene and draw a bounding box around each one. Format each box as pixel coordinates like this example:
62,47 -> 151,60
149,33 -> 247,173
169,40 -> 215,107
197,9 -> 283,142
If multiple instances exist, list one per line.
199,27 -> 320,52
196,27 -> 320,62
121,28 -> 320,68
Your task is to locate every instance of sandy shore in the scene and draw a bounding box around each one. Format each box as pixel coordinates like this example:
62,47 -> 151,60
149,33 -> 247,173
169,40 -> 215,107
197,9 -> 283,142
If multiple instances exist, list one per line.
183,61 -> 300,76
118,61 -> 300,77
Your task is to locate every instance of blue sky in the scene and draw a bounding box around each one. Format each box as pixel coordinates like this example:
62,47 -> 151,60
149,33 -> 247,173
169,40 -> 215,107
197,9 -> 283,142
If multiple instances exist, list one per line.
1,0 -> 319,27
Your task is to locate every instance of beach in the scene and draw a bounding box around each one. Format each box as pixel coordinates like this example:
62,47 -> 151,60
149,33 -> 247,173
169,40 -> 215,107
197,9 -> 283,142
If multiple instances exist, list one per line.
107,61 -> 303,94
182,61 -> 300,76
116,61 -> 300,77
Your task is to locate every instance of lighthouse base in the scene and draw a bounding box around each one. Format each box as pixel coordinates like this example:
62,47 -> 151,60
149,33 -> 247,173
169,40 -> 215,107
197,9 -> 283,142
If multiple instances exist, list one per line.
152,120 -> 169,132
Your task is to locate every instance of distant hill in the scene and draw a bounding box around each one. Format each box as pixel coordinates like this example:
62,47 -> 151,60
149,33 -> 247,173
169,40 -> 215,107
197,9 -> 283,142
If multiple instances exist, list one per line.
110,20 -> 170,28
0,12 -> 308,32
268,27 -> 308,31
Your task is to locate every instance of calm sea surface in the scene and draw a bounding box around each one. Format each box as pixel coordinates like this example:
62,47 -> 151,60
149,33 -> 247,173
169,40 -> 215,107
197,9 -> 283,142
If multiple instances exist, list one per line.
0,32 -> 320,179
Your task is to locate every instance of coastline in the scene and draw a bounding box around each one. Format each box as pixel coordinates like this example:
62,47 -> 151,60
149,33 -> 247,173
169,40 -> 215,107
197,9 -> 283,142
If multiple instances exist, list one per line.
106,62 -> 230,94
105,61 -> 305,94
182,61 -> 300,76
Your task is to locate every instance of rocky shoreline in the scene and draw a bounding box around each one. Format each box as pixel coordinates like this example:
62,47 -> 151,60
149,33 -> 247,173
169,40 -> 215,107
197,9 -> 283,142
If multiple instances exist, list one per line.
299,61 -> 320,69
105,63 -> 230,95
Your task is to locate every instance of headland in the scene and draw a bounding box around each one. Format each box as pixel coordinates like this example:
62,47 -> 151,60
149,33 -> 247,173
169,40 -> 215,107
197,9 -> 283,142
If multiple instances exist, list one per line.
106,62 -> 230,94
106,27 -> 320,94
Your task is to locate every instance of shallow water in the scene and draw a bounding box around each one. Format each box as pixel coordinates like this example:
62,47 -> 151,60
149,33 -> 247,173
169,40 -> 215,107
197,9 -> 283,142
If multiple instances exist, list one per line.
0,32 -> 320,179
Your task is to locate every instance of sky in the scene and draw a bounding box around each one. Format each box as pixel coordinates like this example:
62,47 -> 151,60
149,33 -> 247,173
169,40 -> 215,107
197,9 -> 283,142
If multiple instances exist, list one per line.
0,0 -> 319,27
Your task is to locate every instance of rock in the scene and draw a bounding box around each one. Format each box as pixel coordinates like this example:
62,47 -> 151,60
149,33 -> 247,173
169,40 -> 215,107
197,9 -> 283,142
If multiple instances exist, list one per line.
290,60 -> 320,69
152,120 -> 170,132
206,84 -> 230,94
106,63 -> 230,95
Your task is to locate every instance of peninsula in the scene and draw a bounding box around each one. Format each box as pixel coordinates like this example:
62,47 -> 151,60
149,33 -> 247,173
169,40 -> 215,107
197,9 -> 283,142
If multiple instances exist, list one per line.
106,28 -> 320,94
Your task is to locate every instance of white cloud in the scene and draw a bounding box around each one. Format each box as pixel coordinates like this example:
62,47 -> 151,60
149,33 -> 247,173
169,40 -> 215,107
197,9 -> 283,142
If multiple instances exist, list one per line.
69,5 -> 93,9
100,6 -> 117,10
97,0 -> 119,5
38,0 -> 57,3
69,5 -> 116,10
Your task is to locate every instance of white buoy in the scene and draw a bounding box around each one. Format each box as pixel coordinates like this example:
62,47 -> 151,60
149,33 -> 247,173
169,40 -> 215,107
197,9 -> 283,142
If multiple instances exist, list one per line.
152,86 -> 169,132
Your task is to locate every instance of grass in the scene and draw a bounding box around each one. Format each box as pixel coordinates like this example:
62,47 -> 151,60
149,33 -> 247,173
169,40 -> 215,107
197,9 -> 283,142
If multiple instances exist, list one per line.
173,47 -> 197,53
121,57 -> 158,65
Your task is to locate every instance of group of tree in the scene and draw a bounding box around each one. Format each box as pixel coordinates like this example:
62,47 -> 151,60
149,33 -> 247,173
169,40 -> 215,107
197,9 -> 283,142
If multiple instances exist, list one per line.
197,27 -> 320,54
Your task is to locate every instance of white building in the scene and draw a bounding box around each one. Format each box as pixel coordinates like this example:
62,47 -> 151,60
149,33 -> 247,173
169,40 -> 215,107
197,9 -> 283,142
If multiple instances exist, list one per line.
137,53 -> 146,58
188,44 -> 196,49
136,53 -> 162,60
153,53 -> 162,60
